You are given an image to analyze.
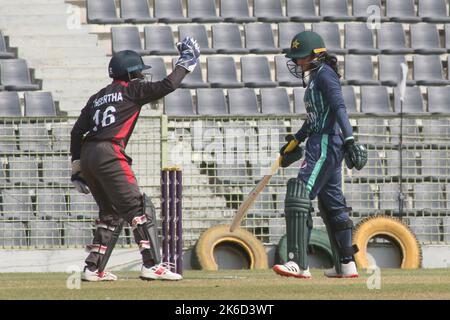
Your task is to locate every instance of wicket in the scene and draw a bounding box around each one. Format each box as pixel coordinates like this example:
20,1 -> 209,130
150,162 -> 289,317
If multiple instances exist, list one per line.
161,167 -> 183,274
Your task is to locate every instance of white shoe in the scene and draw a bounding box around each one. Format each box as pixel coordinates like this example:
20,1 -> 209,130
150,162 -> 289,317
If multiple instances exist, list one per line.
272,261 -> 312,279
81,267 -> 118,282
140,262 -> 183,281
324,261 -> 359,278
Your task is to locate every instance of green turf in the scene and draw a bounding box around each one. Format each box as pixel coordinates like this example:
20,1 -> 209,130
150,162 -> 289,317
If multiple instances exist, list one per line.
0,269 -> 449,300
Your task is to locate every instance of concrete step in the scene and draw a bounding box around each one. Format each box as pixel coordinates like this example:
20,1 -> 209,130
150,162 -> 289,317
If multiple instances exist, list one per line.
10,35 -> 98,48
0,4 -> 68,15
0,0 -> 64,4
27,56 -> 108,68
35,67 -> 107,79
43,82 -> 110,94
19,47 -> 105,60
0,15 -> 76,27
2,25 -> 90,36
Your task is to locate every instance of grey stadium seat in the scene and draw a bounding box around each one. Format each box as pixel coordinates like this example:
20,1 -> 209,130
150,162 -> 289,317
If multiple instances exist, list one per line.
36,189 -> 67,219
241,56 -> 277,88
312,23 -> 347,55
254,0 -> 288,23
28,219 -> 62,247
427,87 -> 450,114
414,184 -> 445,210
353,0 -> 389,22
0,59 -> 40,91
207,56 -> 244,88
86,0 -> 124,24
244,23 -> 281,54
228,88 -> 259,115
407,217 -> 441,242
0,221 -> 27,247
418,0 -> 450,23
278,22 -> 306,52
171,57 -> 208,88
8,156 -> 39,185
51,126 -> 70,152
0,125 -> 17,154
393,87 -> 424,115
212,24 -> 249,54
388,118 -> 420,145
293,88 -> 307,113
320,0 -> 356,22
69,192 -> 98,219
412,55 -> 450,86
154,0 -> 191,23
421,119 -> 450,144
345,23 -> 379,55
344,184 -> 376,210
120,0 -> 157,23
260,88 -> 291,114
111,27 -> 148,55
63,220 -> 95,246
164,89 -> 195,116
410,24 -> 446,55
216,162 -> 250,185
343,55 -> 380,86
360,86 -> 392,115
378,183 -> 409,211
1,188 -> 34,220
142,57 -> 166,82
220,0 -> 256,23
378,55 -> 407,86
18,123 -> 51,153
286,0 -> 322,22
275,55 -> 302,87
196,89 -> 228,115
179,25 -> 216,54
421,150 -> 449,179
187,0 -> 222,22
24,92 -> 56,117
377,23 -> 414,55
0,91 -> 21,116
144,26 -> 178,55
445,217 -> 450,243
386,0 -> 422,23
446,25 -> 450,52
42,156 -> 71,185
0,31 -> 15,59
342,86 -> 358,115
357,118 -> 388,146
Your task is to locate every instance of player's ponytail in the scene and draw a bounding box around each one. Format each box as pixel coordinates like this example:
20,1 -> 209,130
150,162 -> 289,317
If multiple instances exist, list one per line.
321,53 -> 341,78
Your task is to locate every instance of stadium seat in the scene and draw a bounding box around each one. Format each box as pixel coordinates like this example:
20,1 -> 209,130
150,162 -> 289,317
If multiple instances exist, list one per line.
63,220 -> 94,246
383,150 -> 418,178
228,88 -> 259,115
24,92 -> 56,117
344,184 -> 376,210
353,0 -> 389,22
356,118 -> 388,145
260,88 -> 291,114
393,87 -> 425,115
344,23 -> 379,55
1,188 -> 34,220
212,24 -> 249,54
407,217 -> 441,242
421,119 -> 450,144
274,55 -> 302,87
278,22 -> 305,52
28,219 -> 62,247
342,86 -> 358,115
389,118 -> 421,145
215,162 -> 250,184
36,189 -> 67,219
241,56 -> 277,88
286,0 -> 322,22
378,183 -> 410,211
18,123 -> 51,153
8,156 -> 39,185
320,0 -> 356,22
220,0 -> 256,23
0,161 -> 7,185
50,126 -> 70,153
360,86 -> 392,114
242,186 -> 275,216
120,0 -> 157,23
386,0 -> 422,23
418,0 -> 450,23
244,23 -> 281,54
154,0 -> 191,23
0,221 -> 27,247
207,56 -> 244,88
196,89 -> 228,115
0,91 -> 21,116
377,23 -> 414,54
445,25 -> 450,53
142,57 -> 166,82
343,55 -> 380,86
0,59 -> 40,91
178,25 -> 216,54
187,0 -> 223,22
144,26 -> 178,55
68,192 -> 98,219
111,27 -> 148,55
445,217 -> 450,243
171,57 -> 208,88
378,55 -> 407,86
0,125 -> 17,154
163,89 -> 195,115
420,150 -> 449,179
42,156 -> 71,185
412,55 -> 450,86
427,87 -> 450,114
312,23 -> 348,55
410,24 -> 446,55
0,31 -> 15,59
293,87 -> 307,113
254,0 -> 288,23
86,0 -> 124,24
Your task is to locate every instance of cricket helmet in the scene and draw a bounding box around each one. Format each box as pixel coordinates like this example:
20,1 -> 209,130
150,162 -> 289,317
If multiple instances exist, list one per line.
108,50 -> 151,79
285,31 -> 327,59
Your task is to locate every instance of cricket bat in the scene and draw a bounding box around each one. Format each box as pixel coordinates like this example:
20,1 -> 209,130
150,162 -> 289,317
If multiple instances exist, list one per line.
229,139 -> 298,232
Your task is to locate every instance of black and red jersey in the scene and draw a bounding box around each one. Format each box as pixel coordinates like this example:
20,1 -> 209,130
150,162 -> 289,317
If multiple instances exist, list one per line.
70,67 -> 187,161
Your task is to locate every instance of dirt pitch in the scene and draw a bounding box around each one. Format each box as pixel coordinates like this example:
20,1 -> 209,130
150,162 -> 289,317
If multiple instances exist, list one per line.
0,269 -> 449,300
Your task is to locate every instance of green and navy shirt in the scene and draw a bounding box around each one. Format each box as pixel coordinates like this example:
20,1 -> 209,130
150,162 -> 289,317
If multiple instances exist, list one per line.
294,64 -> 353,143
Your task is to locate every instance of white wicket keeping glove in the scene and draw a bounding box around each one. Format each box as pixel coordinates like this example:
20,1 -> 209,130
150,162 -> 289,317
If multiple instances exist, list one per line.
71,160 -> 90,194
175,37 -> 200,72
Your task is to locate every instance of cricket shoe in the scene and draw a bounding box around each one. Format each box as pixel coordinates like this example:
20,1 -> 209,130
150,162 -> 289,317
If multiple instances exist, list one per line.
140,262 -> 183,281
81,267 -> 118,282
324,261 -> 359,278
272,261 -> 312,279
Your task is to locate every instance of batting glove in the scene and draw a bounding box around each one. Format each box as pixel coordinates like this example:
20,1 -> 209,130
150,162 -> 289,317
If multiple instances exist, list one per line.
279,134 -> 299,156
71,160 -> 90,194
344,138 -> 368,171
175,37 -> 200,72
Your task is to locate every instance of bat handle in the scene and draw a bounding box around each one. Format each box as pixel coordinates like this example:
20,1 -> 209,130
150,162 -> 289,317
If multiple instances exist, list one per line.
284,139 -> 299,153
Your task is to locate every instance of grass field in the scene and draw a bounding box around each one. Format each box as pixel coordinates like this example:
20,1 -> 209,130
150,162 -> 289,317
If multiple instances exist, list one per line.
0,269 -> 449,300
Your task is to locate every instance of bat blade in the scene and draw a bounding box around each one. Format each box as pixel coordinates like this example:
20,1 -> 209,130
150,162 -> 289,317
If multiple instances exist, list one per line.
229,157 -> 281,232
